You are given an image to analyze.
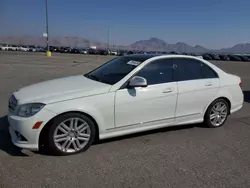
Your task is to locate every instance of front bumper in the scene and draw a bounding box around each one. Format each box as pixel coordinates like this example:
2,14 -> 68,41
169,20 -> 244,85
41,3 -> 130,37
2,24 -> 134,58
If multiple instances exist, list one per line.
9,125 -> 39,151
8,108 -> 56,151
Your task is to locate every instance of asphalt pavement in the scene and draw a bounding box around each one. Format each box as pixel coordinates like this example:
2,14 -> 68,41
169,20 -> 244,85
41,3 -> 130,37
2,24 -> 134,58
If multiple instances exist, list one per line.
0,51 -> 250,188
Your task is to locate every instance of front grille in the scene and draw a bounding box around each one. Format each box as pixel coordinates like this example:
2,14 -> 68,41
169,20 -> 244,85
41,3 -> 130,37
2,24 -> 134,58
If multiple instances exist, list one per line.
8,95 -> 17,112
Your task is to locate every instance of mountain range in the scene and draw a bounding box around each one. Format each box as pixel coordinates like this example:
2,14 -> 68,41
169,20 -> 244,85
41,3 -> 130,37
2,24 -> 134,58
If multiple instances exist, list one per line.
1,35 -> 250,54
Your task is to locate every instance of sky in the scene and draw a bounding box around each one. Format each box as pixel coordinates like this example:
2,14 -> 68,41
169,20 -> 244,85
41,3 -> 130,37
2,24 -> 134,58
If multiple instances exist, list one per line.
1,0 -> 250,49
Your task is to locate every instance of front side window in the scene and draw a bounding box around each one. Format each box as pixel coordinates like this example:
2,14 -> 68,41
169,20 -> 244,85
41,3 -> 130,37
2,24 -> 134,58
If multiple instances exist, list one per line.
174,58 -> 218,81
135,58 -> 174,85
85,55 -> 154,85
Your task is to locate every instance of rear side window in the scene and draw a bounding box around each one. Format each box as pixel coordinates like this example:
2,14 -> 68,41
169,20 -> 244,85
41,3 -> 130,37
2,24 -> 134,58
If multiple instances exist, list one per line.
174,58 -> 218,81
201,63 -> 218,78
135,58 -> 173,85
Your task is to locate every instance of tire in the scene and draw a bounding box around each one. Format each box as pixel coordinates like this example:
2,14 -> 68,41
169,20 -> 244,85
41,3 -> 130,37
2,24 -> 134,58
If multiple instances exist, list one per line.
46,112 -> 96,156
204,98 -> 229,128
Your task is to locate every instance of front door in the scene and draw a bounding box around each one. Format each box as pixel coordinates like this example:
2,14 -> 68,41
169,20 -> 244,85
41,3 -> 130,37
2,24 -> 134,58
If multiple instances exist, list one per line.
114,58 -> 178,128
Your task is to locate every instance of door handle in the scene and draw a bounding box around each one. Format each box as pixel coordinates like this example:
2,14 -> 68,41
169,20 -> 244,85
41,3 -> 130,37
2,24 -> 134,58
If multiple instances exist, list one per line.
205,82 -> 212,86
162,88 -> 174,93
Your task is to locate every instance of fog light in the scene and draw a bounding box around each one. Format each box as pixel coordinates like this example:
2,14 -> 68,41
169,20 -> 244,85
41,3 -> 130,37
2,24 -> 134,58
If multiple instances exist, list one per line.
15,131 -> 28,141
17,133 -> 22,140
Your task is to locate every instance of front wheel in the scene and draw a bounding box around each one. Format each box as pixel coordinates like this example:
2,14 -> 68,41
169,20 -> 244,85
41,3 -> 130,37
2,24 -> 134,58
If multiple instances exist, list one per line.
47,113 -> 96,156
204,99 -> 229,128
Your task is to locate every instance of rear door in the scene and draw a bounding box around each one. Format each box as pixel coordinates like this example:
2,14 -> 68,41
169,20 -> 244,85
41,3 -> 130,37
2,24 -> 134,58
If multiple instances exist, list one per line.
173,58 -> 220,123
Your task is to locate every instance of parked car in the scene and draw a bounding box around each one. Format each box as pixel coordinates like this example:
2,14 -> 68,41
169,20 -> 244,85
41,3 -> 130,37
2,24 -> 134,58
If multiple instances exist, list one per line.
210,54 -> 220,60
110,51 -> 118,55
117,50 -> 125,56
49,46 -> 60,53
196,56 -> 203,59
10,45 -> 19,51
127,50 -> 134,55
28,46 -> 37,52
1,44 -> 11,51
8,54 -> 244,156
219,55 -> 230,61
228,55 -> 241,61
70,48 -> 81,54
59,47 -> 71,53
99,49 -> 108,55
235,55 -> 249,62
36,46 -> 46,52
202,54 -> 213,60
88,48 -> 100,55
169,51 -> 178,54
18,45 -> 29,52
1,44 -> 18,51
80,48 -> 88,54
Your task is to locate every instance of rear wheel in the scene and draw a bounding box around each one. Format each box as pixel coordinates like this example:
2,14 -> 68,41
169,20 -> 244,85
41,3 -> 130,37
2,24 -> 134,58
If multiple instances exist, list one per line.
47,113 -> 96,156
204,99 -> 229,128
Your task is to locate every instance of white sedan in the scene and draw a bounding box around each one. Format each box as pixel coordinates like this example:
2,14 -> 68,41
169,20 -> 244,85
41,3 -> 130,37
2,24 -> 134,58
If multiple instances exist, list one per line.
8,55 -> 244,155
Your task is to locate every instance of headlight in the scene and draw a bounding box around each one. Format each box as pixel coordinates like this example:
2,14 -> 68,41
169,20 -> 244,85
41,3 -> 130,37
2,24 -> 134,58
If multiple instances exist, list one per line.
16,103 -> 45,117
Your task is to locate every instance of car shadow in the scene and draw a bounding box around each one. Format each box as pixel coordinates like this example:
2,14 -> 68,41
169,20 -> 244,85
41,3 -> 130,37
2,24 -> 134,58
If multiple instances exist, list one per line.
0,115 -> 208,157
0,116 -> 29,156
243,91 -> 250,103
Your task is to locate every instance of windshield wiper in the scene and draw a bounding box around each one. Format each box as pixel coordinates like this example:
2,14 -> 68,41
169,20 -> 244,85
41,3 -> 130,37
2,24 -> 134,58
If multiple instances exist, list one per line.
85,74 -> 100,81
85,73 -> 113,85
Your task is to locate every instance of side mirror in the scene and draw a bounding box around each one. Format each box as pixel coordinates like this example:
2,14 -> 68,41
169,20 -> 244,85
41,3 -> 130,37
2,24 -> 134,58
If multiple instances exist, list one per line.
128,76 -> 148,88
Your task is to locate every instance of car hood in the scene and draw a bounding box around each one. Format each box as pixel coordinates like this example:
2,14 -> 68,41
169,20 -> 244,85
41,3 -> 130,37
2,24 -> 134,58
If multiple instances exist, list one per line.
13,75 -> 111,105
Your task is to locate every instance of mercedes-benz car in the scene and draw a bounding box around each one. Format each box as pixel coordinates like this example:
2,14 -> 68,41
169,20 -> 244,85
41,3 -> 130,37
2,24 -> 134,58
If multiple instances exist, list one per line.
8,54 -> 244,155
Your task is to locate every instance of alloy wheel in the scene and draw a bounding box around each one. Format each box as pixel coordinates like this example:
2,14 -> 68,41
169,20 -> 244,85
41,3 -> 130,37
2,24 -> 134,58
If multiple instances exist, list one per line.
209,101 -> 228,127
53,117 -> 91,153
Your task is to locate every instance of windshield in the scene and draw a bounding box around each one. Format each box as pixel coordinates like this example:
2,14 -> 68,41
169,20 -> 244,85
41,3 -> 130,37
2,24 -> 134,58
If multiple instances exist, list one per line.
85,56 -> 152,85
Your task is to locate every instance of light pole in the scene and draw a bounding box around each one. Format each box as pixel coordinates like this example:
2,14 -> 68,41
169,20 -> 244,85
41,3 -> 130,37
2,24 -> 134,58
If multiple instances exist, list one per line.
45,0 -> 51,56
107,26 -> 110,54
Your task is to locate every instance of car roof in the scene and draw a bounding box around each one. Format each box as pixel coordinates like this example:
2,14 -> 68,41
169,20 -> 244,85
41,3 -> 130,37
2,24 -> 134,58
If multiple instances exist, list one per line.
123,54 -> 201,62
122,54 -> 167,63
124,54 -> 159,59
124,54 -> 225,77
